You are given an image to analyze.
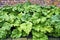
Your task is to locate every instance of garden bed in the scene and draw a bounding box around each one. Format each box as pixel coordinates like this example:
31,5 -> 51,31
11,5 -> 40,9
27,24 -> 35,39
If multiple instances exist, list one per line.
0,2 -> 60,40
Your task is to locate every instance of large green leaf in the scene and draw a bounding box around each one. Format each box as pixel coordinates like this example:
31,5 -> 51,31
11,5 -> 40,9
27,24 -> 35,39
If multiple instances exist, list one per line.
13,19 -> 21,26
8,13 -> 16,23
2,22 -> 12,30
11,29 -> 22,38
0,29 -> 7,38
32,30 -> 48,40
20,21 -> 32,34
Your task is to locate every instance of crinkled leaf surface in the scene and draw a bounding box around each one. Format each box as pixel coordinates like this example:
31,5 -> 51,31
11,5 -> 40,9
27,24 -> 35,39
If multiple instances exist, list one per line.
20,21 -> 32,34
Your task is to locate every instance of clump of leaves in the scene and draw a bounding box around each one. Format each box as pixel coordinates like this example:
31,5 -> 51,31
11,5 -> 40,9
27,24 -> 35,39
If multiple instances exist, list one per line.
0,2 -> 60,40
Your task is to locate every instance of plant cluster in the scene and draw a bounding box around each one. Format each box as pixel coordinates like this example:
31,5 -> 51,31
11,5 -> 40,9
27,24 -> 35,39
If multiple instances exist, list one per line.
0,2 -> 60,40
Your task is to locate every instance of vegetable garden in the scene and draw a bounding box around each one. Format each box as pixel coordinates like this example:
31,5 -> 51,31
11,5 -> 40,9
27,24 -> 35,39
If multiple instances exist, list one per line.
0,2 -> 60,40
